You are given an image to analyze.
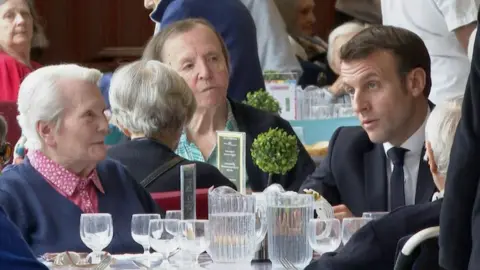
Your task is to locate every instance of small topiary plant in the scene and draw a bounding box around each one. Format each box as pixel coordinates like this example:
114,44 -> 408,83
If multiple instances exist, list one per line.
251,128 -> 299,186
243,88 -> 282,114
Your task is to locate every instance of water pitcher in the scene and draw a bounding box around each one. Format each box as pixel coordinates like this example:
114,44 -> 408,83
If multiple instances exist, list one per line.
208,187 -> 267,263
266,192 -> 314,269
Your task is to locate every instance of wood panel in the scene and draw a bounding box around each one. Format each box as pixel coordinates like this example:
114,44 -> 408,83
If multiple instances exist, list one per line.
313,0 -> 337,40
33,0 -> 154,69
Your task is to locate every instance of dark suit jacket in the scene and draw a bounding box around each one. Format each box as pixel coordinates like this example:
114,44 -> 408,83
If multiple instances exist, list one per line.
305,199 -> 442,270
439,11 -> 480,270
300,126 -> 436,216
106,138 -> 236,192
230,101 -> 316,192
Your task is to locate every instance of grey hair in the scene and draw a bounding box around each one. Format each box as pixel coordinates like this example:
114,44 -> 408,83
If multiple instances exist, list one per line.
109,60 -> 196,137
17,64 -> 102,150
425,99 -> 463,178
327,21 -> 369,70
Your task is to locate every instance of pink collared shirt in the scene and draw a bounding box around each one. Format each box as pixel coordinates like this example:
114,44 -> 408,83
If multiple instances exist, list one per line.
27,150 -> 105,213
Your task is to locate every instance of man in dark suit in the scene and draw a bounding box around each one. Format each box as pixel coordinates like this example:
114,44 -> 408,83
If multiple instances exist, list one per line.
300,25 -> 436,218
305,97 -> 462,270
439,11 -> 480,270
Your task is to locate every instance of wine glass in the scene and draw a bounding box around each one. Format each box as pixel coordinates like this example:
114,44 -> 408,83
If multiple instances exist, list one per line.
131,214 -> 161,254
362,212 -> 389,220
308,219 -> 342,256
149,219 -> 179,267
80,213 -> 113,264
341,217 -> 371,245
166,210 -> 182,220
178,220 -> 210,266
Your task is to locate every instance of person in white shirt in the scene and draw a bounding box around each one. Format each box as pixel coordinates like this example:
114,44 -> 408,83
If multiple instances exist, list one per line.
239,0 -> 301,74
381,0 -> 478,104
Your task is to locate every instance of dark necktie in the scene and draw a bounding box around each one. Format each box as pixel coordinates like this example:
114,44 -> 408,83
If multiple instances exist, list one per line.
387,147 -> 408,210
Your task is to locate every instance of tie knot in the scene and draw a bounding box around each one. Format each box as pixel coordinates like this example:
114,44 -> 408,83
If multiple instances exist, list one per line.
387,147 -> 408,166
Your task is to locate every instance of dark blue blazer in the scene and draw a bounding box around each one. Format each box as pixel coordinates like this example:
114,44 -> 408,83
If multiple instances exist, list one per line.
305,199 -> 442,270
151,0 -> 265,102
300,126 -> 436,216
230,101 -> 316,191
439,10 -> 480,270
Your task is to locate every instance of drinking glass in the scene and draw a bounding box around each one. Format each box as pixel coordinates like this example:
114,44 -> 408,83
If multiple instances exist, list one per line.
80,213 -> 113,264
341,217 -> 372,244
149,219 -> 179,267
178,220 -> 210,266
166,210 -> 182,220
308,219 -> 342,255
131,214 -> 161,254
362,212 -> 389,220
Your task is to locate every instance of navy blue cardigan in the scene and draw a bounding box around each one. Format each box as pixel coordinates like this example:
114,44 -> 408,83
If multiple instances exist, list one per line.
0,207 -> 48,269
151,0 -> 265,102
0,158 -> 163,256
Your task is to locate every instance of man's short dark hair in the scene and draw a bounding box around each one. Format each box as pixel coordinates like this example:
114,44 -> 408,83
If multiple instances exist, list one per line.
340,25 -> 431,97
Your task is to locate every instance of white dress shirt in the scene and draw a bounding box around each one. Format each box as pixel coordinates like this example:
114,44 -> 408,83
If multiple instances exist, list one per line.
381,0 -> 479,104
383,110 -> 430,208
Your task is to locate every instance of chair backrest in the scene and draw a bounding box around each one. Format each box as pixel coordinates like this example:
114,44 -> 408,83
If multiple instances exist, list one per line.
394,226 -> 441,270
150,188 -> 209,219
0,101 -> 20,147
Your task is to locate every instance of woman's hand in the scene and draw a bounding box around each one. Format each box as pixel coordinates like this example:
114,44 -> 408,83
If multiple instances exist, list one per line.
426,141 -> 445,191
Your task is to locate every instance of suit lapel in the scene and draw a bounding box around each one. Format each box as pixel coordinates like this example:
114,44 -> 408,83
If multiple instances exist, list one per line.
415,147 -> 437,203
364,144 -> 388,211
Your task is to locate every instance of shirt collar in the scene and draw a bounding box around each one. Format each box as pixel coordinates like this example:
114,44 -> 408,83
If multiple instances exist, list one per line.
27,150 -> 105,196
383,108 -> 431,156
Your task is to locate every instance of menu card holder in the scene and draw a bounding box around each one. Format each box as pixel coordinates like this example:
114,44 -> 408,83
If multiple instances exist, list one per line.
180,164 -> 196,220
216,131 -> 247,194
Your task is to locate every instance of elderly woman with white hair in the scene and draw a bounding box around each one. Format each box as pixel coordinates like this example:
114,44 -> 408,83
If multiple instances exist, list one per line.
305,100 -> 462,270
0,64 -> 162,256
327,21 -> 369,96
107,60 -> 236,192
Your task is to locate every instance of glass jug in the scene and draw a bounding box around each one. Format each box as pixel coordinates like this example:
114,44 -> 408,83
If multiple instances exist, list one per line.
266,191 -> 314,269
208,187 -> 267,263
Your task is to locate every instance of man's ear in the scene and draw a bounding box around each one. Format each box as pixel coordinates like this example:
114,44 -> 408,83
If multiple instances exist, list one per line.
406,67 -> 426,97
36,121 -> 56,147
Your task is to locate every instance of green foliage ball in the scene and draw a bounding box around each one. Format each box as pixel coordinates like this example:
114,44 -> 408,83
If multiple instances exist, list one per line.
243,88 -> 282,114
251,128 -> 299,175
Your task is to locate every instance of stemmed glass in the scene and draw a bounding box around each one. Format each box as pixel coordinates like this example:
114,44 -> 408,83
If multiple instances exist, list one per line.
166,210 -> 182,220
178,220 -> 210,267
149,219 -> 180,268
80,213 -> 113,264
131,214 -> 161,254
308,219 -> 342,256
341,217 -> 371,245
362,212 -> 388,220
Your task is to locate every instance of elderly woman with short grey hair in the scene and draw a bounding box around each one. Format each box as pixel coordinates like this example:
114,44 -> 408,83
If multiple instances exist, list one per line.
107,60 -> 236,192
142,18 -> 315,192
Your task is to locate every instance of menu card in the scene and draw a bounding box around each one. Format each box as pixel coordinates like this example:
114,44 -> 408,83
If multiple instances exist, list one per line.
180,164 -> 196,219
216,131 -> 247,194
